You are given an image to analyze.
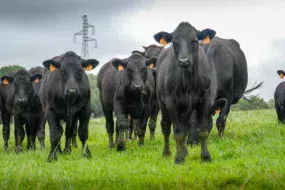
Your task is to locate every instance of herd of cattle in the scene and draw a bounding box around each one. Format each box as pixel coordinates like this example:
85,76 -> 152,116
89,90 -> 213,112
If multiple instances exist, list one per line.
0,22 -> 267,164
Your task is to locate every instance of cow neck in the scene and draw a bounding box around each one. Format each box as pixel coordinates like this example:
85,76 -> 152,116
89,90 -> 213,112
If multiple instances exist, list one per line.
125,84 -> 143,104
177,62 -> 198,92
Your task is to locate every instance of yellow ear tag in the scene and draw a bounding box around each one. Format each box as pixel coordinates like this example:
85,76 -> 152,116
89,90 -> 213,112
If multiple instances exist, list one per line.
118,65 -> 124,71
215,109 -> 221,114
84,64 -> 93,71
280,74 -> 284,79
148,63 -> 154,69
3,78 -> 9,85
159,37 -> 167,46
50,64 -> 56,72
34,77 -> 40,83
203,35 -> 211,45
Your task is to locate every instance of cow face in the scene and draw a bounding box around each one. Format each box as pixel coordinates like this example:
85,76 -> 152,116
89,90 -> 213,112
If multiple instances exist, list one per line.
154,22 -> 216,69
132,45 -> 163,59
43,51 -> 99,102
112,54 -> 156,92
1,70 -> 42,113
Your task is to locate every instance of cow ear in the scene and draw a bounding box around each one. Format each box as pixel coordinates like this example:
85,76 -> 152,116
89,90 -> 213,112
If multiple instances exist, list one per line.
1,76 -> 13,85
146,57 -> 157,69
197,29 -> 216,45
112,59 -> 127,71
154,32 -> 172,46
211,98 -> 227,116
82,59 -> 99,71
43,60 -> 60,72
132,50 -> 145,57
30,74 -> 42,83
277,70 -> 285,78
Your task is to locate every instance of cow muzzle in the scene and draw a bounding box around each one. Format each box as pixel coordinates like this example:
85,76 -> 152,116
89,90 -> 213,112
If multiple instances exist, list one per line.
178,58 -> 191,68
16,98 -> 28,107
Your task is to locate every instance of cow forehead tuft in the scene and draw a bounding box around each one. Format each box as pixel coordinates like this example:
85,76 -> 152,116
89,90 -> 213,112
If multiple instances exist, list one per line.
174,22 -> 197,34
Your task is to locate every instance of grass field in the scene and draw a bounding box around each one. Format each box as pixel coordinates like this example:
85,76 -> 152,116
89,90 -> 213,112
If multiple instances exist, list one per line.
0,109 -> 285,189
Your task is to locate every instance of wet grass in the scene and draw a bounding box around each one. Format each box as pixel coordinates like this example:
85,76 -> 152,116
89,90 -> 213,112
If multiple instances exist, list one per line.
0,109 -> 285,189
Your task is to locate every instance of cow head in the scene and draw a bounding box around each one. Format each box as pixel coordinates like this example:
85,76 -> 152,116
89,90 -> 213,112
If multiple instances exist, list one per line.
132,45 -> 163,59
1,69 -> 42,113
112,53 -> 156,92
154,22 -> 216,69
43,51 -> 99,103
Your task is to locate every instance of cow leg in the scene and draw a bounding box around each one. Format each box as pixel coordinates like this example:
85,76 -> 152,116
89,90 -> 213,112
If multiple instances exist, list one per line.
64,117 -> 77,154
128,117 -> 134,140
197,104 -> 212,162
216,102 -> 231,137
26,122 -> 36,150
71,122 -> 78,148
15,115 -> 25,153
2,111 -> 11,151
78,108 -> 92,158
46,110 -> 62,162
103,107 -> 114,148
187,110 -> 199,146
114,102 -> 128,151
149,102 -> 159,139
37,114 -> 46,150
160,105 -> 172,157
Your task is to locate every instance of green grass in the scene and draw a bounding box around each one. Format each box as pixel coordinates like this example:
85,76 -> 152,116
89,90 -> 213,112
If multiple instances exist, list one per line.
0,109 -> 285,189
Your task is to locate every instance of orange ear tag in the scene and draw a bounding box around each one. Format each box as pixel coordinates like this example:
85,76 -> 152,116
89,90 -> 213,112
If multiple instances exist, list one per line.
280,74 -> 284,79
50,64 -> 56,72
148,63 -> 154,69
159,37 -> 167,46
84,64 -> 93,71
3,78 -> 9,85
34,77 -> 40,83
215,109 -> 221,114
118,65 -> 124,71
203,35 -> 211,45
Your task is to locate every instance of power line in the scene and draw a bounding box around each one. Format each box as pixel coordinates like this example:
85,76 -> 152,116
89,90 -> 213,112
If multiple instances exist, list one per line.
73,15 -> 97,59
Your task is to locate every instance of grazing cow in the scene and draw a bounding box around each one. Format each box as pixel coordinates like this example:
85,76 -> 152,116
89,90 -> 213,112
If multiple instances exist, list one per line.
40,51 -> 98,162
154,22 -> 227,164
1,69 -> 44,152
98,53 -> 156,150
0,72 -> 15,150
275,70 -> 285,123
130,45 -> 163,139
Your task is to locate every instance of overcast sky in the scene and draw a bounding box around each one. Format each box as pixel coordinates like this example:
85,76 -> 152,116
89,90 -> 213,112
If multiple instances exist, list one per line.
0,0 -> 284,100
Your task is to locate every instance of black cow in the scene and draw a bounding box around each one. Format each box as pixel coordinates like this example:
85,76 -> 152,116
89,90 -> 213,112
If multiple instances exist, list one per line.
275,70 -> 285,123
0,71 -> 15,150
154,22 -> 227,164
1,69 -> 44,152
130,45 -> 163,139
40,51 -> 99,162
98,53 -> 156,150
28,66 -> 46,149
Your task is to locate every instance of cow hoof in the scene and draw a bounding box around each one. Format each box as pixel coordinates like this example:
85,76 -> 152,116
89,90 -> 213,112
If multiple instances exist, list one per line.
63,148 -> 71,155
201,152 -> 212,162
138,140 -> 144,147
47,155 -> 57,163
108,143 -> 115,149
163,149 -> 171,157
15,147 -> 22,154
117,144 -> 126,151
83,150 -> 92,158
175,155 -> 185,164
188,140 -> 199,147
57,148 -> 63,154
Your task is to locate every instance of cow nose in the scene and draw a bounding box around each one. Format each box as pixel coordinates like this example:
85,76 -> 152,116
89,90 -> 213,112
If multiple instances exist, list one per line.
178,58 -> 190,68
133,84 -> 142,90
17,98 -> 28,105
67,88 -> 77,94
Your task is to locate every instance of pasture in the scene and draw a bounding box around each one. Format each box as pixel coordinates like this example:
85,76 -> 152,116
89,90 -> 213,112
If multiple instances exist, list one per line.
0,109 -> 284,189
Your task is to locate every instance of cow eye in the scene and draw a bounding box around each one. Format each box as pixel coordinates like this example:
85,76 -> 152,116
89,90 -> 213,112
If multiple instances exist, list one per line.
192,40 -> 198,46
26,84 -> 30,89
61,70 -> 66,76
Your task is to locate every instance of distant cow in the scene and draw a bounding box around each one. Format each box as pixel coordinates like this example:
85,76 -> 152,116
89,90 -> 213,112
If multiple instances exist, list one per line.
275,70 -> 285,123
1,69 -> 44,152
130,45 -> 163,139
154,22 -> 227,164
0,71 -> 15,150
98,54 -> 156,150
40,51 -> 99,162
